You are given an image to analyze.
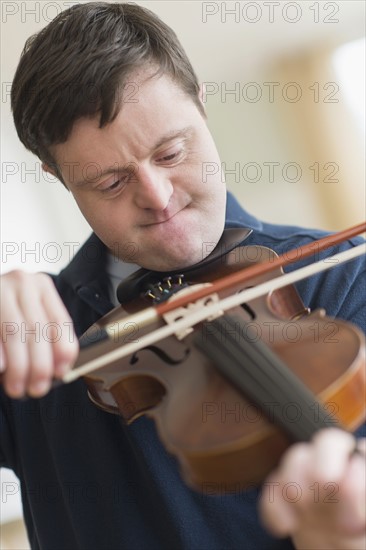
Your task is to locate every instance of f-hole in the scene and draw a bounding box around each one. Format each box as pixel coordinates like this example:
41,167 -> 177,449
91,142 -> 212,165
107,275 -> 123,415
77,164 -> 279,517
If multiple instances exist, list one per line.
130,345 -> 190,367
241,302 -> 256,320
237,286 -> 256,320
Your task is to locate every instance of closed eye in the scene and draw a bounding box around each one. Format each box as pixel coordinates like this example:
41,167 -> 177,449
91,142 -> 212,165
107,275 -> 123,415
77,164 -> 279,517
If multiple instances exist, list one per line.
108,180 -> 123,190
161,152 -> 180,161
100,173 -> 130,194
156,145 -> 185,165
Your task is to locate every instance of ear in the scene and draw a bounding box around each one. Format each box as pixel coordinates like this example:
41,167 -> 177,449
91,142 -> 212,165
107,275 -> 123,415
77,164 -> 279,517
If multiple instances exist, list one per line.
42,163 -> 57,177
42,162 -> 68,189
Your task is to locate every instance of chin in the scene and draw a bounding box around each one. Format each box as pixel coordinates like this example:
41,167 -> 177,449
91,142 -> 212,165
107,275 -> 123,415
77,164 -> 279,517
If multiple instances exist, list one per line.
139,253 -> 199,273
140,234 -> 222,272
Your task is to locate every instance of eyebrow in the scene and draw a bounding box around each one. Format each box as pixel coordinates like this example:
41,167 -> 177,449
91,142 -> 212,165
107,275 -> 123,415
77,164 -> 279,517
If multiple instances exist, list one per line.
72,126 -> 194,188
153,125 -> 194,151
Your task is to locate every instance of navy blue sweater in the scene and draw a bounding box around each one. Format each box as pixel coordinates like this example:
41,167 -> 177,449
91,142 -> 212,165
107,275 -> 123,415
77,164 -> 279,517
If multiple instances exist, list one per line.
1,194 -> 365,549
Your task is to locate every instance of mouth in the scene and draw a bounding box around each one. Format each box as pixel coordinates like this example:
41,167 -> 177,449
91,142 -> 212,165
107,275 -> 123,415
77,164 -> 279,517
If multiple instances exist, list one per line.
141,205 -> 188,227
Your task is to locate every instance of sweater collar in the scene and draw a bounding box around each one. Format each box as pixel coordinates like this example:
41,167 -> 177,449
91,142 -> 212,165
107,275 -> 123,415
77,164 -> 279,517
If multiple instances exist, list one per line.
225,192 -> 262,231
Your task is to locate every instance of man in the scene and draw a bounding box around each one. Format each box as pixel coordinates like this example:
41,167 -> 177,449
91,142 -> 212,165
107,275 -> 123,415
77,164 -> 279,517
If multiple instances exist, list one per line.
1,3 -> 365,549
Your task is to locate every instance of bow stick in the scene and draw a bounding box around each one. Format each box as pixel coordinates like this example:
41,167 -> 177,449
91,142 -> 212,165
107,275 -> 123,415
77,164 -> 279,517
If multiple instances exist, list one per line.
63,222 -> 366,383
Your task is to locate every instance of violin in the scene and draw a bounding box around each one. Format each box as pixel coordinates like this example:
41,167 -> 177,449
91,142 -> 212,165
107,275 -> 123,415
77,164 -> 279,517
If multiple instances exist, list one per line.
65,222 -> 366,491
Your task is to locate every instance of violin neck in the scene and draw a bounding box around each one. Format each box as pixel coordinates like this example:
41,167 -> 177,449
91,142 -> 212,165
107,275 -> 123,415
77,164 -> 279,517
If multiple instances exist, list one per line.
194,314 -> 340,442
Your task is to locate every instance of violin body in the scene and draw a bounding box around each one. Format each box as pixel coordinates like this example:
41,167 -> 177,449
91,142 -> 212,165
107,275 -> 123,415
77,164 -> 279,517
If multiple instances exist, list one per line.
75,239 -> 366,490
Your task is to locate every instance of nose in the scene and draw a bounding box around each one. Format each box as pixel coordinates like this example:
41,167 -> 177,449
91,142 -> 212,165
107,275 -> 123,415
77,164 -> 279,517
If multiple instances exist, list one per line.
134,166 -> 173,210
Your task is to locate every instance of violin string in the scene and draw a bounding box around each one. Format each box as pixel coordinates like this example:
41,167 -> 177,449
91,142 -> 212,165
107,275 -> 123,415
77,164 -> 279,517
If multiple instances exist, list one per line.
63,243 -> 366,383
194,315 -> 340,442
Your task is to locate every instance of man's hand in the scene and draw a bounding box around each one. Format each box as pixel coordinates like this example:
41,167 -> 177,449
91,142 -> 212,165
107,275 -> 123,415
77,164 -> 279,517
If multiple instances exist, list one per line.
259,428 -> 366,549
0,271 -> 79,398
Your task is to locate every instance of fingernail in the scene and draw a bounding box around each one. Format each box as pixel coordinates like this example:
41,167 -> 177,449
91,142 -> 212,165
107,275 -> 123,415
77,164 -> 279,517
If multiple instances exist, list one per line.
10,382 -> 25,397
29,380 -> 50,396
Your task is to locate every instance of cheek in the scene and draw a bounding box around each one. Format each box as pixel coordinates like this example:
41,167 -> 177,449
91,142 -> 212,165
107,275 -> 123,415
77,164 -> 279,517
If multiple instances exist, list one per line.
72,193 -> 133,238
95,208 -> 132,243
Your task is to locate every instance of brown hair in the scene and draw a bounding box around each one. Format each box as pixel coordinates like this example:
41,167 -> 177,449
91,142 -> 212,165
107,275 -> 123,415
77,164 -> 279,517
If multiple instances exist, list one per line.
11,2 -> 203,177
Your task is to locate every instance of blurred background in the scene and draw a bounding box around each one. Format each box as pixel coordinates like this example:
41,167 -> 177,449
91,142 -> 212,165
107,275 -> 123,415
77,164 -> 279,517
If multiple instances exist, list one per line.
0,1 -> 365,548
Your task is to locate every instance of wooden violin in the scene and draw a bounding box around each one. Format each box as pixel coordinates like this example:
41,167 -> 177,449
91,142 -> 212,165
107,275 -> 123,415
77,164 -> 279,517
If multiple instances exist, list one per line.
65,223 -> 366,491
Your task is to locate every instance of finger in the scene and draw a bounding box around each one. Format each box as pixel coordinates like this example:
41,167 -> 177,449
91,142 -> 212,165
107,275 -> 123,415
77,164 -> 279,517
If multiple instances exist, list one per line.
259,443 -> 310,536
16,274 -> 78,395
337,447 -> 366,535
260,475 -> 299,536
1,292 -> 30,398
39,275 -> 79,376
310,428 -> 356,483
15,280 -> 55,397
1,272 -> 78,398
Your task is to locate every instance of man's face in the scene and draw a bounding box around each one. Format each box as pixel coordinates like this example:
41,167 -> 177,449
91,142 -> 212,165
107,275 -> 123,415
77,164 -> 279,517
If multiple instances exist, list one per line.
50,69 -> 226,271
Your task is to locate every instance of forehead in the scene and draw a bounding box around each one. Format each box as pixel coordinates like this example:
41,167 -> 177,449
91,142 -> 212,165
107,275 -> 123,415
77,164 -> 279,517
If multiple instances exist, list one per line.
52,70 -> 202,177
